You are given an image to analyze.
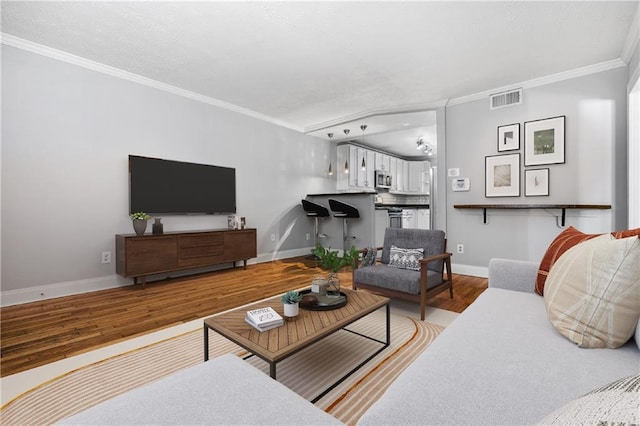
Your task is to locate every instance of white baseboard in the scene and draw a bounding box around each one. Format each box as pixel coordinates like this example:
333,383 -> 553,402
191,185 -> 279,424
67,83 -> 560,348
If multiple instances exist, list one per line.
1,275 -> 127,307
452,263 -> 488,278
0,248 -> 315,307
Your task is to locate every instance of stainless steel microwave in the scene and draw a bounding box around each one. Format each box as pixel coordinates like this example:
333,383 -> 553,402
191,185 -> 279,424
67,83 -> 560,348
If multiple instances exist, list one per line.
375,170 -> 392,188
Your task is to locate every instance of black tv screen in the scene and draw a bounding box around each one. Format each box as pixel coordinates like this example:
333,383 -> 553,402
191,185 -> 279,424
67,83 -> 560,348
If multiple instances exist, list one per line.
129,155 -> 236,215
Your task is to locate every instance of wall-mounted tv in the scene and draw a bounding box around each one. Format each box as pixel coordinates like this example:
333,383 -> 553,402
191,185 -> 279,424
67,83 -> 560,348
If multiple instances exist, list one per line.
129,155 -> 236,215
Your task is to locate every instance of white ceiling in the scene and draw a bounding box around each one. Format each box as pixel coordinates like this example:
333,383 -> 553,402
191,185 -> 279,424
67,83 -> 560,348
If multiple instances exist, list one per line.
1,1 -> 638,158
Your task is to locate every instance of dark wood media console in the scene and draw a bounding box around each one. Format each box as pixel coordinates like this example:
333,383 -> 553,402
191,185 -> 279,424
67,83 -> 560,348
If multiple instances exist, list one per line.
116,228 -> 257,285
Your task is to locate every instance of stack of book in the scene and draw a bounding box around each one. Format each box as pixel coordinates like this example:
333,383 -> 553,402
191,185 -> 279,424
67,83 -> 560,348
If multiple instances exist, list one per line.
245,307 -> 284,332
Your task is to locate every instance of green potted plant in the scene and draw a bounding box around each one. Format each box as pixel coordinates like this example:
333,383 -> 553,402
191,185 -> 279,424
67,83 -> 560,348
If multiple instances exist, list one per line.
281,290 -> 303,318
129,212 -> 152,236
310,244 -> 359,272
310,244 -> 360,297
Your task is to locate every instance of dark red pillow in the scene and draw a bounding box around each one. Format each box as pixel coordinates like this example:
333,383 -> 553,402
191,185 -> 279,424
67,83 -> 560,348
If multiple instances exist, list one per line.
535,226 -> 640,296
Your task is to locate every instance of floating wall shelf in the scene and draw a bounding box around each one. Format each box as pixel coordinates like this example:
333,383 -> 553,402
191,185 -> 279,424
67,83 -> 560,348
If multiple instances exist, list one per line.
453,204 -> 611,226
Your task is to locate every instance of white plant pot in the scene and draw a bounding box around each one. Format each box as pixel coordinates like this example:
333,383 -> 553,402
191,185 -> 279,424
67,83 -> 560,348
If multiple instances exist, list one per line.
283,302 -> 299,318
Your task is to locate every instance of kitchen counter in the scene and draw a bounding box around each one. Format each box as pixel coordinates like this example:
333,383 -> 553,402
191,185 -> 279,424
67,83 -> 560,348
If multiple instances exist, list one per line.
375,204 -> 429,209
307,191 -> 376,197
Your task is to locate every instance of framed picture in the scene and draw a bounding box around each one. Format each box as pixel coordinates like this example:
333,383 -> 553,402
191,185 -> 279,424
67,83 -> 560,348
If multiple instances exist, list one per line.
524,116 -> 565,166
485,153 -> 520,197
497,123 -> 520,151
525,168 -> 549,197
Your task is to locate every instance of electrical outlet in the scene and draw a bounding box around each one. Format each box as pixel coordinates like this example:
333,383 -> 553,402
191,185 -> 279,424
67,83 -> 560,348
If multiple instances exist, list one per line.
305,233 -> 310,241
270,234 -> 276,242
101,251 -> 112,264
456,244 -> 464,254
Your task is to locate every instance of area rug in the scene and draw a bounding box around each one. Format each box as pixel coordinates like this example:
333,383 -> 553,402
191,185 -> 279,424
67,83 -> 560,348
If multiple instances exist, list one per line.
1,310 -> 443,425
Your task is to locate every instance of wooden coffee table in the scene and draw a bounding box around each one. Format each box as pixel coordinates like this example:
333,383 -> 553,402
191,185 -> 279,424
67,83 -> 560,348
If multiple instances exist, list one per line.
203,288 -> 390,403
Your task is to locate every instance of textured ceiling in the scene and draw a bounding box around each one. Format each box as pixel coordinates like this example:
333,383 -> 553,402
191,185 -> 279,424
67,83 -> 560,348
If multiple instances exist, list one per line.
1,1 -> 638,157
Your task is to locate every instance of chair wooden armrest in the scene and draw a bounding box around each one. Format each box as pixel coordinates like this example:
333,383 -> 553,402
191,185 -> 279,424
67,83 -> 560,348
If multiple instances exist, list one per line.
419,252 -> 453,264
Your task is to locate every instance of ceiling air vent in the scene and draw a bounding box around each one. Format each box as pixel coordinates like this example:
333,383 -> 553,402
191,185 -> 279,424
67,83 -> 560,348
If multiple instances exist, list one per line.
489,88 -> 522,110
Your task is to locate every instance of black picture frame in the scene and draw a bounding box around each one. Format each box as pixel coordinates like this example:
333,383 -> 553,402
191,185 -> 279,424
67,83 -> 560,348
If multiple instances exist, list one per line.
497,123 -> 520,152
525,168 -> 550,197
524,116 -> 566,166
485,153 -> 520,197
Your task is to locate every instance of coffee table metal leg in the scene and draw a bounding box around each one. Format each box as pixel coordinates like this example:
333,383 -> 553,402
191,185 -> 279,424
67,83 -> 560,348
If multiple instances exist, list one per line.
310,303 -> 391,404
386,302 -> 390,345
270,362 -> 276,379
203,325 -> 209,362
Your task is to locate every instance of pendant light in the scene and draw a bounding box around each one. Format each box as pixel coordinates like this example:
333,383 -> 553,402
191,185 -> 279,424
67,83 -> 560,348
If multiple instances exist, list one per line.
343,129 -> 350,173
327,133 -> 334,175
360,125 -> 367,170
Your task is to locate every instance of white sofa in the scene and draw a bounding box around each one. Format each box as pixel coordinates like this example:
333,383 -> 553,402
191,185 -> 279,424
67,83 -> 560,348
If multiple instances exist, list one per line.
61,258 -> 639,425
358,258 -> 640,425
59,353 -> 341,425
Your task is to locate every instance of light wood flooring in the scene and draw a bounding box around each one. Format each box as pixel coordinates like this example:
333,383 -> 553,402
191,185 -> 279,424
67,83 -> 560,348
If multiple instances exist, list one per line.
0,256 -> 487,378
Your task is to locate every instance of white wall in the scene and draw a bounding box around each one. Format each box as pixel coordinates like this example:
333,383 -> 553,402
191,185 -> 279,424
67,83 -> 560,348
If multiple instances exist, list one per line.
1,46 -> 335,303
445,67 -> 629,275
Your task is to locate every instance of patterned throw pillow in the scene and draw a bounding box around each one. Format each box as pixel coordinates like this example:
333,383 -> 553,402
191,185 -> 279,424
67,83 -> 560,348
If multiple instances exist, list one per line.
538,374 -> 640,425
543,234 -> 640,348
535,226 -> 640,296
361,247 -> 377,267
388,245 -> 424,271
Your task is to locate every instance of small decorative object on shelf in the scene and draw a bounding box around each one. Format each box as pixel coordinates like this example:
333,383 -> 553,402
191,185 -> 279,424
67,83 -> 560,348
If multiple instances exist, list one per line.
129,212 -> 151,236
227,215 -> 241,230
280,290 -> 303,319
152,218 -> 164,234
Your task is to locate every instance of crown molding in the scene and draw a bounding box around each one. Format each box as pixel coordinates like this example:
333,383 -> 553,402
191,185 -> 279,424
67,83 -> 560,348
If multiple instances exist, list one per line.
303,100 -> 448,134
0,33 -> 303,132
621,5 -> 639,64
447,59 -> 627,107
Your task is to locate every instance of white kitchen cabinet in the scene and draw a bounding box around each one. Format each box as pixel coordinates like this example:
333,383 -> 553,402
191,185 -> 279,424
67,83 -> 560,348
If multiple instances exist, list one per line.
408,161 -> 423,193
336,145 -> 349,191
416,209 -> 430,229
337,144 -> 375,191
358,148 -> 375,189
389,157 -> 398,190
401,209 -> 417,228
337,146 -> 429,194
367,150 -> 376,189
349,146 -> 360,187
398,160 -> 409,192
375,152 -> 390,172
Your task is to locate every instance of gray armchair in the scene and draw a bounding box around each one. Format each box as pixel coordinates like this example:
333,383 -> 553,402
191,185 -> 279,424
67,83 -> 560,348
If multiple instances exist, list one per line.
353,228 -> 453,320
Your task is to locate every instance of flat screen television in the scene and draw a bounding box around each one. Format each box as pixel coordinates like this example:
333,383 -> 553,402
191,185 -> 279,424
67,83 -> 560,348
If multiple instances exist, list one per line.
129,155 -> 236,215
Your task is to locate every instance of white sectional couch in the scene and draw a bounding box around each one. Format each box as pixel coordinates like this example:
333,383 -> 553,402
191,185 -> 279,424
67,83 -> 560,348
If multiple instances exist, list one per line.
358,258 -> 639,425
60,258 -> 639,425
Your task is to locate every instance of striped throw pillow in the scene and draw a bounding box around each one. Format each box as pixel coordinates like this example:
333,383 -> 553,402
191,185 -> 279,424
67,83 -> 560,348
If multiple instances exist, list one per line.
535,226 -> 640,296
543,234 -> 640,348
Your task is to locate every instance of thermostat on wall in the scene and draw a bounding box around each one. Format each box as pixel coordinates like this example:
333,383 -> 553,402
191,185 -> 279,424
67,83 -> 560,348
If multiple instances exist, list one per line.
452,178 -> 470,192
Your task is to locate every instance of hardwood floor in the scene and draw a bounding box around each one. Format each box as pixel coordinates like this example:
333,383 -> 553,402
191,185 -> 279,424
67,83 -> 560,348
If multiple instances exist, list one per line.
0,257 -> 487,378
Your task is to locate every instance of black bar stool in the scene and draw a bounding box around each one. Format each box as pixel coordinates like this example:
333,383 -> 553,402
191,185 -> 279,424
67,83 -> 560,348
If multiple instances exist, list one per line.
328,199 -> 360,253
301,199 -> 330,248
